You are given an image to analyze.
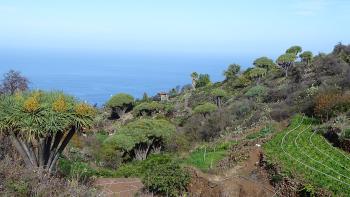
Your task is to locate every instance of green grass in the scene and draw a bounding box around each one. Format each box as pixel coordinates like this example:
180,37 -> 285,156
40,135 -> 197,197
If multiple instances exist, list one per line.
263,115 -> 350,196
245,125 -> 274,140
184,141 -> 237,171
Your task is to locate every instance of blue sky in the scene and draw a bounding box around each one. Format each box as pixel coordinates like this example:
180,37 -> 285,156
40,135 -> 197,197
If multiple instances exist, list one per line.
0,0 -> 349,56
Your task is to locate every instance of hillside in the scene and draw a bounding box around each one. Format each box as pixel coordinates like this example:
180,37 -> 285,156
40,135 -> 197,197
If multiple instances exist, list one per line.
1,43 -> 350,196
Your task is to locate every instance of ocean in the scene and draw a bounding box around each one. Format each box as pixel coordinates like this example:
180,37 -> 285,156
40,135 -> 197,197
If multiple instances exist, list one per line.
0,51 -> 252,105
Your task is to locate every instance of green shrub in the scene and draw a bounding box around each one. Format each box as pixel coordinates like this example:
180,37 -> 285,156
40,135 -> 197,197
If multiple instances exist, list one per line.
58,158 -> 98,183
143,157 -> 190,196
245,85 -> 267,99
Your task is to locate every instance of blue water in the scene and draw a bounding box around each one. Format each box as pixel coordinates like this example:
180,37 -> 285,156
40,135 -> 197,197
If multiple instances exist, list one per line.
0,50 -> 252,105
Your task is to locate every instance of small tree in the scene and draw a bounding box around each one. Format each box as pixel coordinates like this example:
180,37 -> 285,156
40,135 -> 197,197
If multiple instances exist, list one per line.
253,57 -> 276,71
193,103 -> 217,118
276,53 -> 296,77
133,101 -> 164,117
104,119 -> 175,160
106,93 -> 134,119
246,67 -> 267,84
299,51 -> 313,65
286,45 -> 302,56
0,91 -> 95,172
223,64 -> 240,81
1,70 -> 29,95
190,72 -> 199,90
196,74 -> 211,88
211,88 -> 227,108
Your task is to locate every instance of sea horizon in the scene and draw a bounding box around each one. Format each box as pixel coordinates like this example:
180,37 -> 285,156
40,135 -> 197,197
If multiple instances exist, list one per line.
0,51 -> 255,105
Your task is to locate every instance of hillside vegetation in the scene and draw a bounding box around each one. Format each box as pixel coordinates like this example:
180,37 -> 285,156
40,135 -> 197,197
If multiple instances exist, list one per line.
1,43 -> 350,196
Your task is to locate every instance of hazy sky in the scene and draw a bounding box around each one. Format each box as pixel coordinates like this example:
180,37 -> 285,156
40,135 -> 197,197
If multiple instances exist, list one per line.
0,0 -> 349,56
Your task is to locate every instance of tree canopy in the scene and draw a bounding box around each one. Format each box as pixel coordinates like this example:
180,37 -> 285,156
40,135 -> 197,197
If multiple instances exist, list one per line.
133,101 -> 164,116
299,51 -> 313,65
196,74 -> 211,88
276,53 -> 296,77
223,64 -> 240,81
211,88 -> 227,98
0,91 -> 95,171
106,93 -> 134,118
286,45 -> 302,55
106,93 -> 134,108
104,119 -> 175,160
193,103 -> 217,117
253,57 -> 276,70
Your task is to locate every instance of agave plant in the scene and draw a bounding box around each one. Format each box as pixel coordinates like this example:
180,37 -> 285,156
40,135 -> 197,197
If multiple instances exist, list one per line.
0,91 -> 95,172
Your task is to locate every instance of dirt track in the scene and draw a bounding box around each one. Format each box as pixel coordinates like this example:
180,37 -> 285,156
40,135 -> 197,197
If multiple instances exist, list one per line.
188,147 -> 276,197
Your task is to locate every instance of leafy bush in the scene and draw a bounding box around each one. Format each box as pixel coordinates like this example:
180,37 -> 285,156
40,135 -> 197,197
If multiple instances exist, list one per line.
113,154 -> 190,196
142,157 -> 190,196
58,158 -> 98,183
245,85 -> 267,99
196,74 -> 211,88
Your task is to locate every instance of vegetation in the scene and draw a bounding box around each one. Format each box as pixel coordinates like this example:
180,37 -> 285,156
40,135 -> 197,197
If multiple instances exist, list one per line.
2,43 -> 350,195
264,115 -> 350,196
0,91 -> 95,172
104,119 -> 175,160
193,102 -> 217,118
106,93 -> 134,119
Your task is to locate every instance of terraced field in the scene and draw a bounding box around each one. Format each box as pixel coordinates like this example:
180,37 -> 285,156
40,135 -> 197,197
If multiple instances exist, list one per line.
264,115 -> 350,196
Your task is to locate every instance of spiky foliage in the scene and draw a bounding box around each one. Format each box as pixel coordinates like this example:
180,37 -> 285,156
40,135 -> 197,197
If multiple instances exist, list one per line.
104,119 -> 175,160
0,91 -> 95,172
106,93 -> 134,118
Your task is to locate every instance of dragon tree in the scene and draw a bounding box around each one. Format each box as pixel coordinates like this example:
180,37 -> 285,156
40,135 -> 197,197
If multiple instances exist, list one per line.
0,91 -> 95,172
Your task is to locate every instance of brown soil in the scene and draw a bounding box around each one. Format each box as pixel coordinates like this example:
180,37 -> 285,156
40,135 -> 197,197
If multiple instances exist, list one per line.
187,147 -> 276,197
94,178 -> 149,197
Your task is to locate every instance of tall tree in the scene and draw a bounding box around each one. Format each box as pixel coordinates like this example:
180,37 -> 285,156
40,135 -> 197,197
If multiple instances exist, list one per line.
276,53 -> 296,77
0,91 -> 95,172
190,72 -> 199,90
286,45 -> 302,55
299,51 -> 313,65
106,93 -> 134,119
1,70 -> 29,95
223,64 -> 240,81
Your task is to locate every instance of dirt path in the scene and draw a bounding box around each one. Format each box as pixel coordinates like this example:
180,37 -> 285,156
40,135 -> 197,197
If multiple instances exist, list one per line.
94,178 -> 147,197
188,147 -> 276,197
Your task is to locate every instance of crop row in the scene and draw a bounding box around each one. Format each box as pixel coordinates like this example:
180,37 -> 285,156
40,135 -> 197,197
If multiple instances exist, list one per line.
264,115 -> 350,195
